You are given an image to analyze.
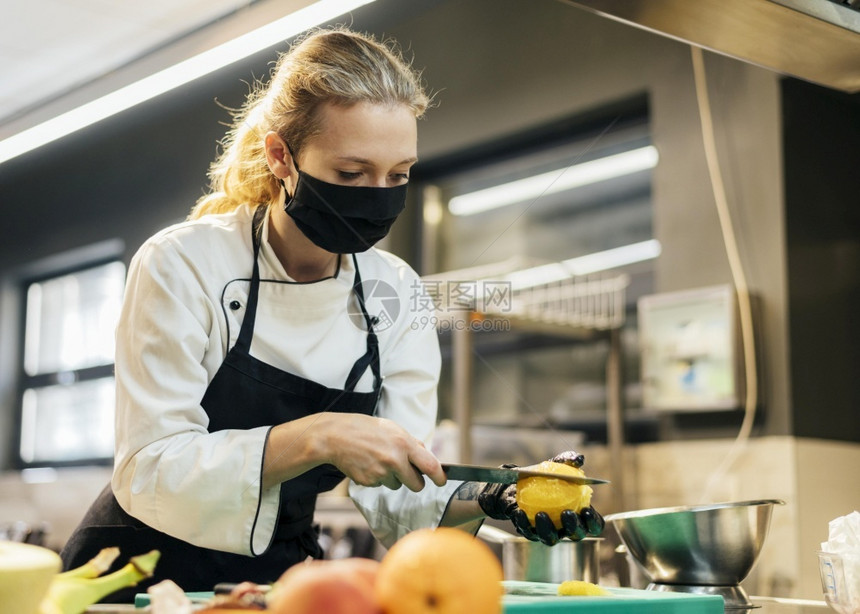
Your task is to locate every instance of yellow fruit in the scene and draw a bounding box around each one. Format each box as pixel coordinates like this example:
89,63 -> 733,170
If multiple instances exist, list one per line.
0,542 -> 61,614
516,461 -> 593,528
557,580 -> 610,596
40,549 -> 160,614
375,527 -> 504,614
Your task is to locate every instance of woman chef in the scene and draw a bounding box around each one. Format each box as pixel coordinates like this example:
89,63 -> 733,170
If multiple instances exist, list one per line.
60,28 -> 603,598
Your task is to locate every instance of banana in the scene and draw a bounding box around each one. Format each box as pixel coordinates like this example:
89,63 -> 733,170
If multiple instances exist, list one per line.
56,547 -> 119,580
39,549 -> 160,614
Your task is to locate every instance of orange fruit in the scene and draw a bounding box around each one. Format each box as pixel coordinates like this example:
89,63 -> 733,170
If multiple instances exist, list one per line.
375,527 -> 504,614
516,461 -> 593,528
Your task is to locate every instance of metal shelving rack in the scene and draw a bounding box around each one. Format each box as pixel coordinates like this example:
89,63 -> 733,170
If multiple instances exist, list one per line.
423,262 -> 630,512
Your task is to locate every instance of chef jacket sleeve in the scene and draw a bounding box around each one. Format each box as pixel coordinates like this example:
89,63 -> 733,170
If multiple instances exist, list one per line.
110,233 -> 280,556
348,272 -> 467,548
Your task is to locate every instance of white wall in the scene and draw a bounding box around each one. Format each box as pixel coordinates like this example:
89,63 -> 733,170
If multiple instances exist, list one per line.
0,467 -> 111,552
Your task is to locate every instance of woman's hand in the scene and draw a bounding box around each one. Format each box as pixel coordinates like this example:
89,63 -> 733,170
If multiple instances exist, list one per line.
324,413 -> 446,492
262,412 -> 446,492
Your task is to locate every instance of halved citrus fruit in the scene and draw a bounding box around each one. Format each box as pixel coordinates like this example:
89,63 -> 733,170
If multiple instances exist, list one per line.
516,461 -> 593,528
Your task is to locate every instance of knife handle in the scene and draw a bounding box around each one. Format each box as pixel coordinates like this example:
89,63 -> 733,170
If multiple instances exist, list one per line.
213,582 -> 271,594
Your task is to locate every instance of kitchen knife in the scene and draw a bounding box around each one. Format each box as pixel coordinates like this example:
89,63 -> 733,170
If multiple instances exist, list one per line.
441,463 -> 609,485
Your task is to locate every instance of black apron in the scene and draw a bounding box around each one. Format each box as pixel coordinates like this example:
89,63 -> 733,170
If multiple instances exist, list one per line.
60,206 -> 382,601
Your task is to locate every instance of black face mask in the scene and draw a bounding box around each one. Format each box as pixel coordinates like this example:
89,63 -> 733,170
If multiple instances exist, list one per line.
282,168 -> 407,254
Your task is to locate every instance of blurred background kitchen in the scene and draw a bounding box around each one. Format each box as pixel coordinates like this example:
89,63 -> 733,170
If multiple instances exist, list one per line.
0,0 -> 858,603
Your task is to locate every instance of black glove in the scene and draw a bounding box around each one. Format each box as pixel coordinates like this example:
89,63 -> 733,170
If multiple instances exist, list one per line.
477,452 -> 605,546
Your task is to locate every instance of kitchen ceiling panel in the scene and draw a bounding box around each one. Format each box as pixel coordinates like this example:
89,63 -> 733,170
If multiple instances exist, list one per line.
0,0 -> 252,124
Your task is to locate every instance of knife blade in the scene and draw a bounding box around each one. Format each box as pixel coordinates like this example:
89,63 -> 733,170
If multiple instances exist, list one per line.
441,463 -> 610,485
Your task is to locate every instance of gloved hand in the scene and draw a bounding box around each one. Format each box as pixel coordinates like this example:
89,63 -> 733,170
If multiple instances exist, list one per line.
477,451 -> 604,546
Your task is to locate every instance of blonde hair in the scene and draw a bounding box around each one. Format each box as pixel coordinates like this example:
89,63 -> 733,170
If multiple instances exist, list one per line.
190,27 -> 430,219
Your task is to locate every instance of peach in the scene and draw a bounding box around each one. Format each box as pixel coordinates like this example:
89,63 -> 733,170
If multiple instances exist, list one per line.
324,557 -> 380,591
268,559 -> 381,614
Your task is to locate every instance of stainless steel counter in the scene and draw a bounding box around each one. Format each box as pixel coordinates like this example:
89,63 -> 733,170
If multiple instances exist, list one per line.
748,596 -> 832,614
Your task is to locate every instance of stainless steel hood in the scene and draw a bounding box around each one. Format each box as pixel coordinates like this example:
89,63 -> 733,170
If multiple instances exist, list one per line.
560,0 -> 860,93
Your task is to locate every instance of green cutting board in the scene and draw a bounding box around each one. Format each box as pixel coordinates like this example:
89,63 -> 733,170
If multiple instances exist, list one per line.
502,582 -> 724,613
133,582 -> 723,613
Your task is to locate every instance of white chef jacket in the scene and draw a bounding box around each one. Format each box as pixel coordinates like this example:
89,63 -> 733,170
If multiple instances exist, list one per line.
111,204 -> 463,556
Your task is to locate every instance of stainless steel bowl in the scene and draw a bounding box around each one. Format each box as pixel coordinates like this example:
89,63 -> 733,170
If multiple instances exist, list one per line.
478,524 -> 601,584
606,499 -> 784,587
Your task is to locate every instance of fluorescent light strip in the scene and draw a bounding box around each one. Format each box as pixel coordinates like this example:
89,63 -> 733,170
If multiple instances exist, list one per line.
448,145 -> 659,216
563,238 -> 662,276
0,0 -> 375,165
506,239 -> 662,291
505,263 -> 570,290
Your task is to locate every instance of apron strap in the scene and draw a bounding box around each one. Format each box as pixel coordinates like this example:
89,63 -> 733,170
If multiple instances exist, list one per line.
344,253 -> 382,394
239,208 -> 381,394
232,205 -> 267,354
